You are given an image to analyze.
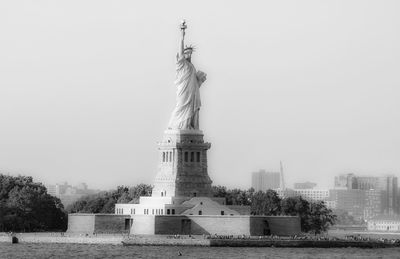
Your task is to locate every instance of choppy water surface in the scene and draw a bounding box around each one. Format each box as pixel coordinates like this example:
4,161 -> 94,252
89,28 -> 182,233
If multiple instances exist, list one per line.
1,243 -> 400,259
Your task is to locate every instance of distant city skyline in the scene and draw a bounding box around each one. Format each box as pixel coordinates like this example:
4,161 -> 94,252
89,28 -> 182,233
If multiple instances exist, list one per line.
1,1 -> 399,190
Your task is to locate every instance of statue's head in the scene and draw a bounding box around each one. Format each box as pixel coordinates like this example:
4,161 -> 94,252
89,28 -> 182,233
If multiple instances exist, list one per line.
184,45 -> 195,61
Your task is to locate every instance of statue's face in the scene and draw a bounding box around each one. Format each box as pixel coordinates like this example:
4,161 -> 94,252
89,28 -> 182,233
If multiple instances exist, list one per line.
184,50 -> 192,60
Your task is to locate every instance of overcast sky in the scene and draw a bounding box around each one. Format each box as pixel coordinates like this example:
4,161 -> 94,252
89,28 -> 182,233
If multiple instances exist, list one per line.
1,1 -> 399,190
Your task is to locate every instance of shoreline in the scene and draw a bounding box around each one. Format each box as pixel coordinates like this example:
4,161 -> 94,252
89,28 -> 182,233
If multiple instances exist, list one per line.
2,232 -> 400,248
122,235 -> 400,248
0,233 -> 125,245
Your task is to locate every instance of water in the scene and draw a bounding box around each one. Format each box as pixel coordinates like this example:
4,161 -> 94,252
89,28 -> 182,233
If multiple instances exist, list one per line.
1,243 -> 400,259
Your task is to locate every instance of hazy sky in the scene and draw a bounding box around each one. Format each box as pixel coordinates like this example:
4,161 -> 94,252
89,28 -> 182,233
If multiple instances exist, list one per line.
1,1 -> 399,190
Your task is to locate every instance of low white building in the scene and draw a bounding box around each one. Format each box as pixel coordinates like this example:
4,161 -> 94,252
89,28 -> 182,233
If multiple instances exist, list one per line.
367,215 -> 400,232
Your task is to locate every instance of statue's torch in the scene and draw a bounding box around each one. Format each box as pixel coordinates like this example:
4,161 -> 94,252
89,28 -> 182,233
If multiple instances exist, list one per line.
180,20 -> 187,31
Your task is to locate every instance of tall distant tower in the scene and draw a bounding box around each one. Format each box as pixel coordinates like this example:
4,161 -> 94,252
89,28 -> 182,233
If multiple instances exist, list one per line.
280,161 -> 285,190
251,169 -> 281,191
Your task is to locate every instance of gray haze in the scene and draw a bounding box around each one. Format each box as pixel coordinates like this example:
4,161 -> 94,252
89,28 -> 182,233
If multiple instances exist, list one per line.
1,1 -> 399,190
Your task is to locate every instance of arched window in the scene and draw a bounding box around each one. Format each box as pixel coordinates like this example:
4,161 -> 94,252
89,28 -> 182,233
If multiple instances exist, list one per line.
198,210 -> 202,215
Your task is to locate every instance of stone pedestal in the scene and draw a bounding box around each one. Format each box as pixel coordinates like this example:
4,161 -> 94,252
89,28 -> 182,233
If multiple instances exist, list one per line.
152,129 -> 212,198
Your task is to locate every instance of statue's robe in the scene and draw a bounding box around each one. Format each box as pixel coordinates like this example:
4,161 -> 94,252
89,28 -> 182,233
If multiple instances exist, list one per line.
168,56 -> 201,130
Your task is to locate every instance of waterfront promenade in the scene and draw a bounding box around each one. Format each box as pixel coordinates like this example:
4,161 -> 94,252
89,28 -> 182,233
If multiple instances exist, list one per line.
0,232 -> 125,245
2,231 -> 400,248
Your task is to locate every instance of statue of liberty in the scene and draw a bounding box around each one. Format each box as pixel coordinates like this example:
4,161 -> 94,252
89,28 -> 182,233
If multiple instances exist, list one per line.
168,20 -> 207,130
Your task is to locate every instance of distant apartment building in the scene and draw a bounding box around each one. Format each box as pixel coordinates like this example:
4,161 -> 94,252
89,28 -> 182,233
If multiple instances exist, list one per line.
274,188 -> 296,199
333,173 -> 398,215
45,184 -> 57,196
334,173 -> 357,189
45,182 -> 100,207
294,189 -> 329,201
328,189 -> 366,221
252,170 -> 280,191
364,190 -> 383,220
274,188 -> 329,202
294,182 -> 317,189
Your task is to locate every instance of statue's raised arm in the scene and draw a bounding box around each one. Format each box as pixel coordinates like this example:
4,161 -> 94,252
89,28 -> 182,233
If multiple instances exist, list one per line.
177,20 -> 186,59
168,20 -> 206,130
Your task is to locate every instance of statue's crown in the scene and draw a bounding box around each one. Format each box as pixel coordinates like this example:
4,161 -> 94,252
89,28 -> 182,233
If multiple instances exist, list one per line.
184,44 -> 196,53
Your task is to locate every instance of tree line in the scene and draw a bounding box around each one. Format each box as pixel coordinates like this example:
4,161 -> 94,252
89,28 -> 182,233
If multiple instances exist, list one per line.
212,186 -> 336,234
66,184 -> 152,214
68,185 -> 336,234
0,173 -> 337,234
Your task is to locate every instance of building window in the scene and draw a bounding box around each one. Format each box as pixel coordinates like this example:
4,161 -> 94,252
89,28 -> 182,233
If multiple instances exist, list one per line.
190,152 -> 194,162
197,152 -> 200,162
167,209 -> 170,215
184,152 -> 188,162
133,209 -> 135,214
221,211 -> 224,215
172,209 -> 175,215
161,209 -> 163,214
152,209 -> 154,215
170,151 -> 172,162
198,210 -> 202,215
162,152 -> 165,162
161,192 -> 163,197
166,152 -> 169,162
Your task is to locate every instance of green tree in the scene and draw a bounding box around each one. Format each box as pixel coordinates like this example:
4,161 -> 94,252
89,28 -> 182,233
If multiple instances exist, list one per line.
251,190 -> 281,215
125,184 -> 153,203
212,186 -> 254,206
281,196 -> 336,233
0,174 -> 67,232
67,184 -> 153,214
211,185 -> 228,198
280,196 -> 311,232
308,201 -> 336,234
